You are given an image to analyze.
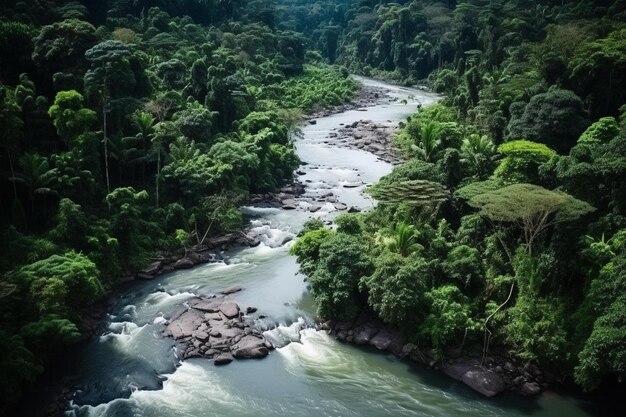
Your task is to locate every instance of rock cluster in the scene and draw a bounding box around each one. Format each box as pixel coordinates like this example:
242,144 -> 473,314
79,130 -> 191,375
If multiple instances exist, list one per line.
324,314 -> 547,398
164,293 -> 273,365
329,119 -> 403,165
249,182 -> 306,208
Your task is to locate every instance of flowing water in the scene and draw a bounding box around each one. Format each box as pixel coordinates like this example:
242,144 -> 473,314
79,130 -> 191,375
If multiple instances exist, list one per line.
62,78 -> 604,417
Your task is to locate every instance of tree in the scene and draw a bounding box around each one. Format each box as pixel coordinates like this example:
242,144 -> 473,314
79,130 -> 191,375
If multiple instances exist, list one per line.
0,86 -> 23,202
361,253 -> 428,329
420,285 -> 477,359
494,140 -> 556,184
9,153 -> 58,222
104,187 -> 159,269
468,183 -> 594,253
461,133 -> 497,179
32,18 -> 96,75
386,222 -> 422,257
506,89 -> 589,154
569,28 -> 626,118
84,40 -> 133,194
11,251 -> 103,318
368,179 -> 450,207
48,90 -> 97,145
175,103 -> 216,143
298,232 -> 372,320
410,121 -> 442,162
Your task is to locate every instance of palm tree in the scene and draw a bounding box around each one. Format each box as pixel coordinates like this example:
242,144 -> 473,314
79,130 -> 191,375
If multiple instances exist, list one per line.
461,133 -> 496,178
387,222 -> 422,257
411,121 -> 441,162
9,153 -> 58,220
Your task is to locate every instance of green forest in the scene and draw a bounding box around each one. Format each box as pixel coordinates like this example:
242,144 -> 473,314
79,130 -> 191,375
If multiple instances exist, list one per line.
1,0 -> 625,415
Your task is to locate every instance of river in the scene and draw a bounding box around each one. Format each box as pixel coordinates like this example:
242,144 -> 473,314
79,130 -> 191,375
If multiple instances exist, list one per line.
61,77 -> 602,417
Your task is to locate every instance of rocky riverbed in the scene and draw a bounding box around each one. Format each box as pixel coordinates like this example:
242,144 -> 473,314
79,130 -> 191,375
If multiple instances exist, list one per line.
328,119 -> 403,165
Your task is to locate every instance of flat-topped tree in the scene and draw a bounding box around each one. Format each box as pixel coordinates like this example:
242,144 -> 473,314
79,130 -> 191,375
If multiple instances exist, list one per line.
467,183 -> 594,254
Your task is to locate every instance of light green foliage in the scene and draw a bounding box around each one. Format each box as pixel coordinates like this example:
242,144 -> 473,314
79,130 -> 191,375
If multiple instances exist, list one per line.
468,183 -> 594,249
494,140 -> 556,183
335,214 -> 362,235
420,285 -> 477,359
578,117 -> 620,145
461,134 -> 497,179
12,251 -> 103,317
258,66 -> 358,110
289,227 -> 334,277
238,111 -> 289,145
48,90 -> 97,142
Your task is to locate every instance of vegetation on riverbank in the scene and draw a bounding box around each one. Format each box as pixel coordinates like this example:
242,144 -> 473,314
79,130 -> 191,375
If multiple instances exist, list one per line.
289,0 -> 626,393
0,1 -> 359,412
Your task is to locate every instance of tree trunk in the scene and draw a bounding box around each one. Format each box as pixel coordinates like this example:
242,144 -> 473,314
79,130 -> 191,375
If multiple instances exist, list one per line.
7,149 -> 17,200
155,150 -> 160,208
103,74 -> 111,196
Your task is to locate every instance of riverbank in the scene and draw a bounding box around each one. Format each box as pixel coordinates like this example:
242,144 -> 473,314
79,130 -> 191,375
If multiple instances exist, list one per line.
321,314 -> 548,399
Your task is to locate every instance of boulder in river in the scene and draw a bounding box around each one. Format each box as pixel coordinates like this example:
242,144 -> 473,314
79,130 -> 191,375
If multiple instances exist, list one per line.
163,294 -> 274,364
443,360 -> 505,398
520,381 -> 542,396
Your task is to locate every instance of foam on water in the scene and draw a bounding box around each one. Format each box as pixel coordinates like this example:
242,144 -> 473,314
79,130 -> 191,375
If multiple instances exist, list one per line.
262,317 -> 308,348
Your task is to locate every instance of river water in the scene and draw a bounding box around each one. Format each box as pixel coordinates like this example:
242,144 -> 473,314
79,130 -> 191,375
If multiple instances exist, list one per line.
64,78 -> 602,417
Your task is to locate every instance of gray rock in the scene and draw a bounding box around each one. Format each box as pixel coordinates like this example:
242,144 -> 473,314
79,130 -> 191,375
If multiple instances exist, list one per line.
220,285 -> 242,295
166,309 -> 205,339
219,302 -> 240,319
520,382 -> 541,396
462,369 -> 505,398
214,352 -> 234,365
369,331 -> 394,350
141,261 -> 162,275
173,257 -> 194,269
353,326 -> 379,345
193,331 -> 209,342
443,360 -> 505,398
231,335 -> 269,359
194,300 -> 222,313
136,272 -> 154,280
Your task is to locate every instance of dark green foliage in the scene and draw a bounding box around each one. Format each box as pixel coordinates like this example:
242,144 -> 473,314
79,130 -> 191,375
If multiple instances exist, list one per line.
361,253 -> 428,329
32,18 -> 97,74
507,89 -> 589,154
